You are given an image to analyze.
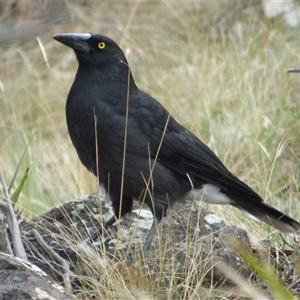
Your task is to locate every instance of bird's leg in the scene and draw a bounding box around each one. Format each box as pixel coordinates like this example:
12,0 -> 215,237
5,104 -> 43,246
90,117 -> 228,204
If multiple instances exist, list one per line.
85,215 -> 117,243
142,197 -> 167,251
144,217 -> 161,251
85,195 -> 133,244
103,215 -> 118,228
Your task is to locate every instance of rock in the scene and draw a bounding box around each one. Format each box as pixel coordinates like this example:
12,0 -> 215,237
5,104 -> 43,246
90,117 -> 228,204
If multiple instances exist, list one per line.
0,252 -> 76,299
20,193 -> 252,289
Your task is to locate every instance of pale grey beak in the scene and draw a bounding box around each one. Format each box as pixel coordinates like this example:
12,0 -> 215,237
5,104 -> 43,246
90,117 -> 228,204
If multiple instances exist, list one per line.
53,33 -> 92,53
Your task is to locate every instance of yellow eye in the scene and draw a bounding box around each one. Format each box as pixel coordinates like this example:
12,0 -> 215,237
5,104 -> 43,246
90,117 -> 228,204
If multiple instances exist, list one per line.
98,42 -> 105,49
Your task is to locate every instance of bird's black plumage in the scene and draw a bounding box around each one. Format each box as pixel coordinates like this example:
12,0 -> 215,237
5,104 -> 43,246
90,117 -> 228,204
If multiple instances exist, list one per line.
53,33 -> 300,249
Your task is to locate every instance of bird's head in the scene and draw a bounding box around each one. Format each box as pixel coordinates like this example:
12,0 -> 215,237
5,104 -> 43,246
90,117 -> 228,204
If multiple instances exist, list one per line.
53,33 -> 128,71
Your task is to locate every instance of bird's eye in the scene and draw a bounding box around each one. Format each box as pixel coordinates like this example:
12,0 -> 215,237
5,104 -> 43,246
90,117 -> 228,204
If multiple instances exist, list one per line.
98,42 -> 106,49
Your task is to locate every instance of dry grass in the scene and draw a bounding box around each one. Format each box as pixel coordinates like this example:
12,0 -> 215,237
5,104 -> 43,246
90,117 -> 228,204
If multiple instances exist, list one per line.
1,1 -> 300,298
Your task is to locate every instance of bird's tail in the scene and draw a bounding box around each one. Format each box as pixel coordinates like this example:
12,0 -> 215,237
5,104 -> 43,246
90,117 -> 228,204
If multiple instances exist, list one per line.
231,200 -> 300,235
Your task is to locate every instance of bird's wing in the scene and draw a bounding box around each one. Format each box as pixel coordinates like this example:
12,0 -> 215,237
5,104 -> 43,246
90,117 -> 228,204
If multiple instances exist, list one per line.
159,122 -> 263,198
130,90 -> 262,202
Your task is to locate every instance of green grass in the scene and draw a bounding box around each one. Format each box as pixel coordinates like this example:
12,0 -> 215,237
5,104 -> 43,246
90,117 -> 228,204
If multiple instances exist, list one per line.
1,1 -> 300,298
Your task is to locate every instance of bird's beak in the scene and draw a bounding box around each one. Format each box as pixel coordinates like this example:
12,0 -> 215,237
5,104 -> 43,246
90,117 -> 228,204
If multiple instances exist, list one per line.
53,33 -> 92,53
287,68 -> 300,73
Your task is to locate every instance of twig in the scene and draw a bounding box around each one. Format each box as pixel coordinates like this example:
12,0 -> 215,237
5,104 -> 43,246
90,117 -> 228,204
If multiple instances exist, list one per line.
23,239 -> 64,278
5,233 -> 14,256
0,201 -> 13,229
0,201 -> 14,255
0,169 -> 27,261
32,228 -> 74,291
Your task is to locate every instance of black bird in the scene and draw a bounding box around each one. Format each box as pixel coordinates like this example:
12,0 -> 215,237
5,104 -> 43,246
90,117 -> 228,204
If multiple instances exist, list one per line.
53,33 -> 300,250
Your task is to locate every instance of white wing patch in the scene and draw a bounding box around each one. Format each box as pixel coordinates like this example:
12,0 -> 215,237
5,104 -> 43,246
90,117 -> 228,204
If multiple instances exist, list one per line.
188,183 -> 232,204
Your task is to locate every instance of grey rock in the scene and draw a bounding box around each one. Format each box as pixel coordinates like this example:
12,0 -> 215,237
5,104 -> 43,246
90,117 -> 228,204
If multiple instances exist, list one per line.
21,194 -> 252,288
0,252 -> 76,300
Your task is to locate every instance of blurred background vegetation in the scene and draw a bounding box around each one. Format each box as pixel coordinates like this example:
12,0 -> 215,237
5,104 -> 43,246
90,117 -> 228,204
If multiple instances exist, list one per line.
0,0 -> 300,240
